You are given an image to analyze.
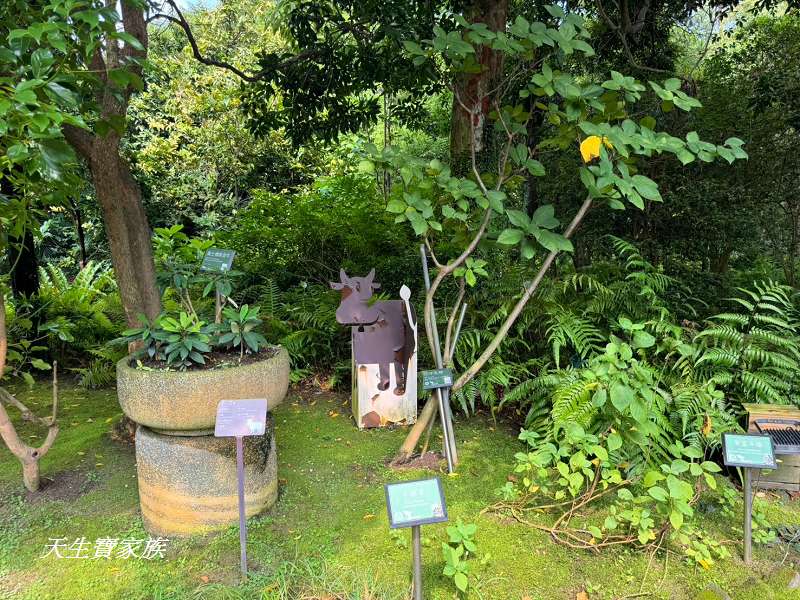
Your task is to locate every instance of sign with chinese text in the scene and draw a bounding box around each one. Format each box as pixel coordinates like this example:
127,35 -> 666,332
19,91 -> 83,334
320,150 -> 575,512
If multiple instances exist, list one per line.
421,369 -> 453,391
385,477 -> 448,529
201,248 -> 236,273
722,433 -> 777,469
214,399 -> 268,438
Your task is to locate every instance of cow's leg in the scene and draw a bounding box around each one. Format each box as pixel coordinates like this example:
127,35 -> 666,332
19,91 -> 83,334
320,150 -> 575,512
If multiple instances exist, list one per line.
377,362 -> 391,391
393,349 -> 406,395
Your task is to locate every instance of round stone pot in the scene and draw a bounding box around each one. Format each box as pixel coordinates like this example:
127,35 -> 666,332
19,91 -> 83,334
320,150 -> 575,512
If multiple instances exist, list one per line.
117,347 -> 289,435
135,423 -> 278,537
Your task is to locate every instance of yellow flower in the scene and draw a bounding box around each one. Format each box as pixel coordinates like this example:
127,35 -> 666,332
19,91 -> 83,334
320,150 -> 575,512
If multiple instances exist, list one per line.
580,136 -> 613,163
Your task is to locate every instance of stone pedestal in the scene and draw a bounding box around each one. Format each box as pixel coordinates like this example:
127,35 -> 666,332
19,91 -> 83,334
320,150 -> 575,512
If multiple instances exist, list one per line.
135,422 -> 278,537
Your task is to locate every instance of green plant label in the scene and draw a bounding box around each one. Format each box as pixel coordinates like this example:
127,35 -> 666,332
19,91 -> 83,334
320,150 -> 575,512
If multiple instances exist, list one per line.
385,477 -> 448,528
201,248 -> 236,273
421,368 -> 453,390
722,433 -> 777,469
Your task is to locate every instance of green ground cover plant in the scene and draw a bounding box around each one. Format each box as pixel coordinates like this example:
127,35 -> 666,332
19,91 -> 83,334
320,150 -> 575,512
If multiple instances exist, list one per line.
1,383 -> 799,600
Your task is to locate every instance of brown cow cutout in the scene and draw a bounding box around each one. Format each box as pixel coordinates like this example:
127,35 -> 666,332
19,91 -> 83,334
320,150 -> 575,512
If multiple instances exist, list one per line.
330,269 -> 417,397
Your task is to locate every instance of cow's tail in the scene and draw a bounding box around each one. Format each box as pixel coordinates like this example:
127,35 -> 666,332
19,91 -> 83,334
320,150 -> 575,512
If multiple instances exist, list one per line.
399,286 -> 417,387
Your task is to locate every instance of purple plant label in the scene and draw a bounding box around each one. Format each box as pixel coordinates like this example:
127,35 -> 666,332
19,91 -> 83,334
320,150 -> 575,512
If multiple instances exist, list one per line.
214,399 -> 268,437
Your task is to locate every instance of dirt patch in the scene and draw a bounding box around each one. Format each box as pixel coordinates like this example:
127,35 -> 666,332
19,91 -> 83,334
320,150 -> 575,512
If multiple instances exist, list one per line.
23,469 -> 98,504
349,463 -> 379,483
0,569 -> 38,597
133,346 -> 278,371
388,451 -> 444,472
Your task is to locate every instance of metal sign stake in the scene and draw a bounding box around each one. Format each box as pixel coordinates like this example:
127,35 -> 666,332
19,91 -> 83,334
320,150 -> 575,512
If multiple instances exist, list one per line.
420,245 -> 457,470
721,432 -> 777,566
235,435 -> 248,577
411,525 -> 422,600
385,477 -> 448,600
214,398 -> 268,582
744,467 -> 752,565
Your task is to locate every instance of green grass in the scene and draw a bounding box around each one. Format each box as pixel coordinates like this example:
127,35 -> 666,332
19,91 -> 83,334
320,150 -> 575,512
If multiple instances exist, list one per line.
1,383 -> 799,599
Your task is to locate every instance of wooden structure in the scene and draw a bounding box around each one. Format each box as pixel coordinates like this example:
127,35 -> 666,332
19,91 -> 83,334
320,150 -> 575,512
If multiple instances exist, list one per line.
744,403 -> 800,491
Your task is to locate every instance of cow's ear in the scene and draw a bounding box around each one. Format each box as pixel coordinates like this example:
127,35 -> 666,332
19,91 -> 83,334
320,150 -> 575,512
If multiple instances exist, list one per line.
365,268 -> 376,282
330,282 -> 344,290
339,268 -> 349,283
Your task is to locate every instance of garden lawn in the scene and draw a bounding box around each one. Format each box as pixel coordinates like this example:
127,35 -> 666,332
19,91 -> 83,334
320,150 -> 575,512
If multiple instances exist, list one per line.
0,383 -> 799,600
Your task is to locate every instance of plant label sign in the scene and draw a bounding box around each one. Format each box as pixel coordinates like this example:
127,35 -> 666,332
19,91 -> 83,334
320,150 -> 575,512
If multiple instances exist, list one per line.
421,368 -> 453,391
201,248 -> 236,273
722,433 -> 777,469
215,399 -> 268,438
385,477 -> 448,528
214,398 -> 268,579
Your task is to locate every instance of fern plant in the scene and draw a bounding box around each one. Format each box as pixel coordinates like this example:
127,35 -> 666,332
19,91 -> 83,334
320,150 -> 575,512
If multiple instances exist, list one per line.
692,280 -> 800,406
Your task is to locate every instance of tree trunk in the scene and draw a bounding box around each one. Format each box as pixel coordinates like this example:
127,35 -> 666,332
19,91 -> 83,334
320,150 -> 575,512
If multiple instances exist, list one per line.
89,134 -> 161,327
449,0 -> 509,171
8,228 -> 39,299
0,177 -> 40,299
69,200 -> 88,267
59,3 -> 161,327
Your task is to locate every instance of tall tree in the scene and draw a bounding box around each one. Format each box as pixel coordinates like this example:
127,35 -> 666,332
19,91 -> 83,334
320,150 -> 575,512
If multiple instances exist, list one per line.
1,0 -> 160,326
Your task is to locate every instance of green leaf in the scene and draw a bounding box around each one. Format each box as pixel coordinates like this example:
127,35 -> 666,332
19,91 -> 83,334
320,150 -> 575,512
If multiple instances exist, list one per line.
701,461 -> 721,473
30,358 -> 51,370
632,330 -> 655,349
45,81 -> 77,106
111,31 -> 145,51
486,190 -> 506,212
454,572 -> 468,591
358,159 -> 375,174
537,230 -> 573,253
666,475 -> 694,501
647,486 -> 668,502
386,199 -> 406,213
643,470 -> 665,487
506,209 -> 530,228
669,510 -> 684,530
609,384 -> 633,412
591,445 -> 608,461
526,159 -> 545,176
37,139 -> 75,179
497,229 -> 524,245
607,431 -> 622,451
588,525 -> 603,539
531,204 -> 559,229
592,388 -> 607,408
631,175 -> 662,202
465,269 -> 476,287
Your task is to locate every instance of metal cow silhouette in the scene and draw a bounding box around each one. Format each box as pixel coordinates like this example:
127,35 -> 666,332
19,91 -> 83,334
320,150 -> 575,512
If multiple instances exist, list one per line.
330,268 -> 416,397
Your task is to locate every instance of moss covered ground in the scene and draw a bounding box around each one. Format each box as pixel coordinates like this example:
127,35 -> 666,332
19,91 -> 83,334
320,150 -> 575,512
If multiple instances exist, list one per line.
0,383 -> 799,599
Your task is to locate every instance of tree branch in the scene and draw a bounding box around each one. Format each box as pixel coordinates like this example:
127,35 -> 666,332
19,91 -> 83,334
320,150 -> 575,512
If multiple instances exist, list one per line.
152,2 -> 260,82
453,195 -> 594,392
62,124 -> 95,161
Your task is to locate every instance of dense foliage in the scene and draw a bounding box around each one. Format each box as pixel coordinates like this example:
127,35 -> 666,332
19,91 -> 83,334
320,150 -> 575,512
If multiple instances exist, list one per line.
3,0 -> 800,576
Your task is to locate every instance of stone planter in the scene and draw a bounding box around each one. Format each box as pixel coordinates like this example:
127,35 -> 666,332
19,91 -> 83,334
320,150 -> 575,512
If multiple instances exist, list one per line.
117,347 -> 290,435
135,422 -> 278,537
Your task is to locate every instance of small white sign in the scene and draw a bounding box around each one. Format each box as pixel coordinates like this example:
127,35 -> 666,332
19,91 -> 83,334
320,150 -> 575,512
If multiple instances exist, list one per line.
214,399 -> 268,438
